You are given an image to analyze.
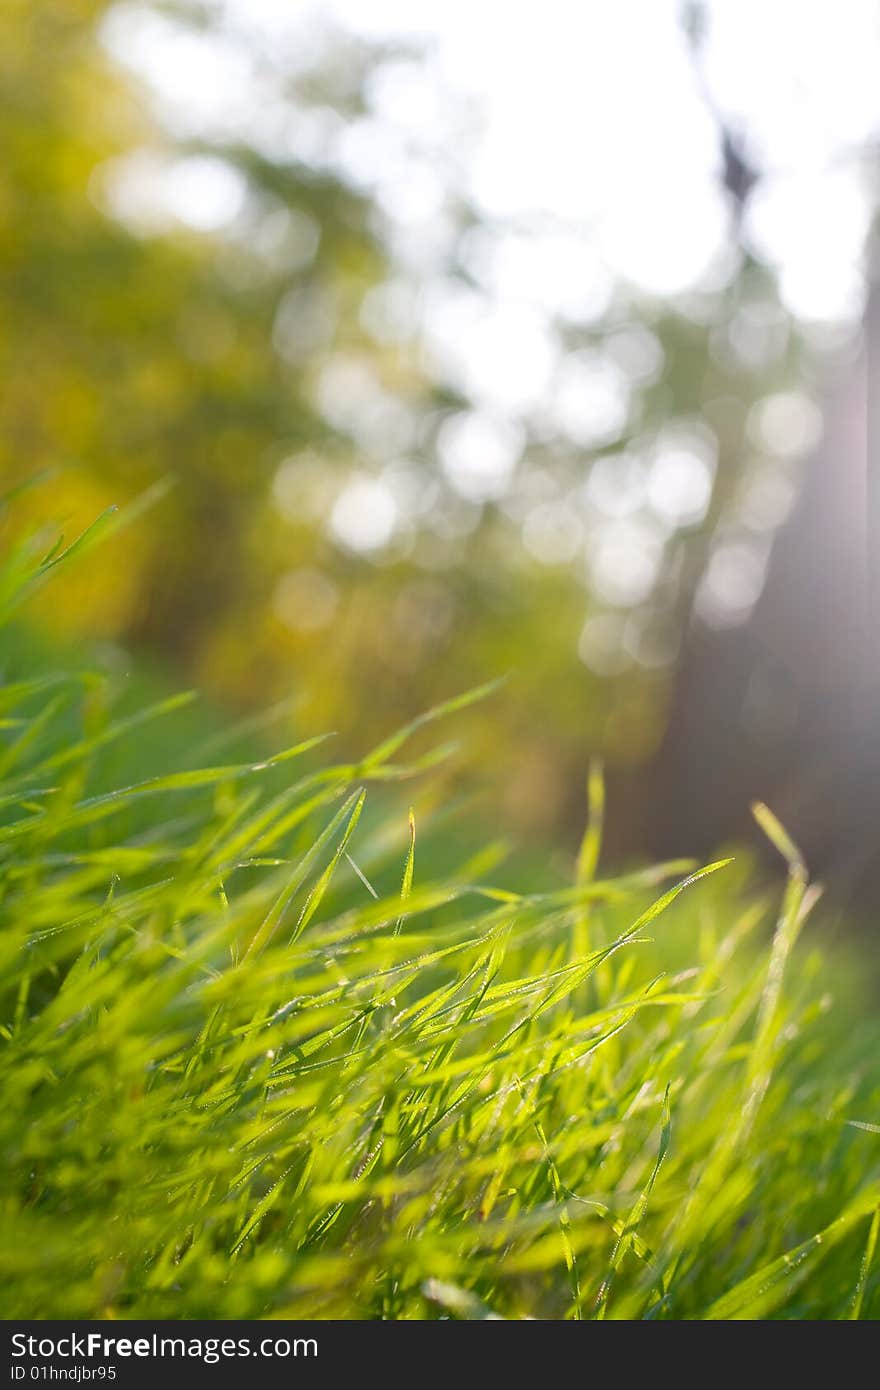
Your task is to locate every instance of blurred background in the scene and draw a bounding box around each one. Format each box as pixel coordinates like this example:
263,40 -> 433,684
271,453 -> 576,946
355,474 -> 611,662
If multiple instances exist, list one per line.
2,0 -> 878,899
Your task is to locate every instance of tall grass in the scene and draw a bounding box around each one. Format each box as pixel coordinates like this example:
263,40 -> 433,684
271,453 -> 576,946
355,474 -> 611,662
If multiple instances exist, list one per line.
2,507 -> 880,1319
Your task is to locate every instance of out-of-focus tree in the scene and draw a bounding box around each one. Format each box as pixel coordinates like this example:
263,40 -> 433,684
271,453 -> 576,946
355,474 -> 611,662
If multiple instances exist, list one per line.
2,0 -> 877,861
1,0 -> 393,658
634,8 -> 879,903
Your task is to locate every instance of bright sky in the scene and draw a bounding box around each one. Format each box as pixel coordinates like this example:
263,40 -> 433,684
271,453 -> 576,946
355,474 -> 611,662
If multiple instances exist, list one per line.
104,0 -> 880,317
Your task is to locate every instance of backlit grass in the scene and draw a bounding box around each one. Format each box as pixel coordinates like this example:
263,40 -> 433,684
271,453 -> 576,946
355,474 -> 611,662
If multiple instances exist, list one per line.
2,509 -> 880,1319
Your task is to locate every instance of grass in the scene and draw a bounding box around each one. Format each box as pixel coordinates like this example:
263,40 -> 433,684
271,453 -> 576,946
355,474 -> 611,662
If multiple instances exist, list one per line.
2,509 -> 880,1320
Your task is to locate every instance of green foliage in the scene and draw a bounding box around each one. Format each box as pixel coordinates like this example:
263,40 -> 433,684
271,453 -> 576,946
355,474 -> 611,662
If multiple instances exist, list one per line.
2,521 -> 880,1320
0,0 -> 812,841
0,0 -> 391,660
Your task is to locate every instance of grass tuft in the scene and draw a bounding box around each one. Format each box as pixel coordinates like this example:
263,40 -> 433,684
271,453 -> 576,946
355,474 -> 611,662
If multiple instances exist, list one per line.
1,519 -> 880,1319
